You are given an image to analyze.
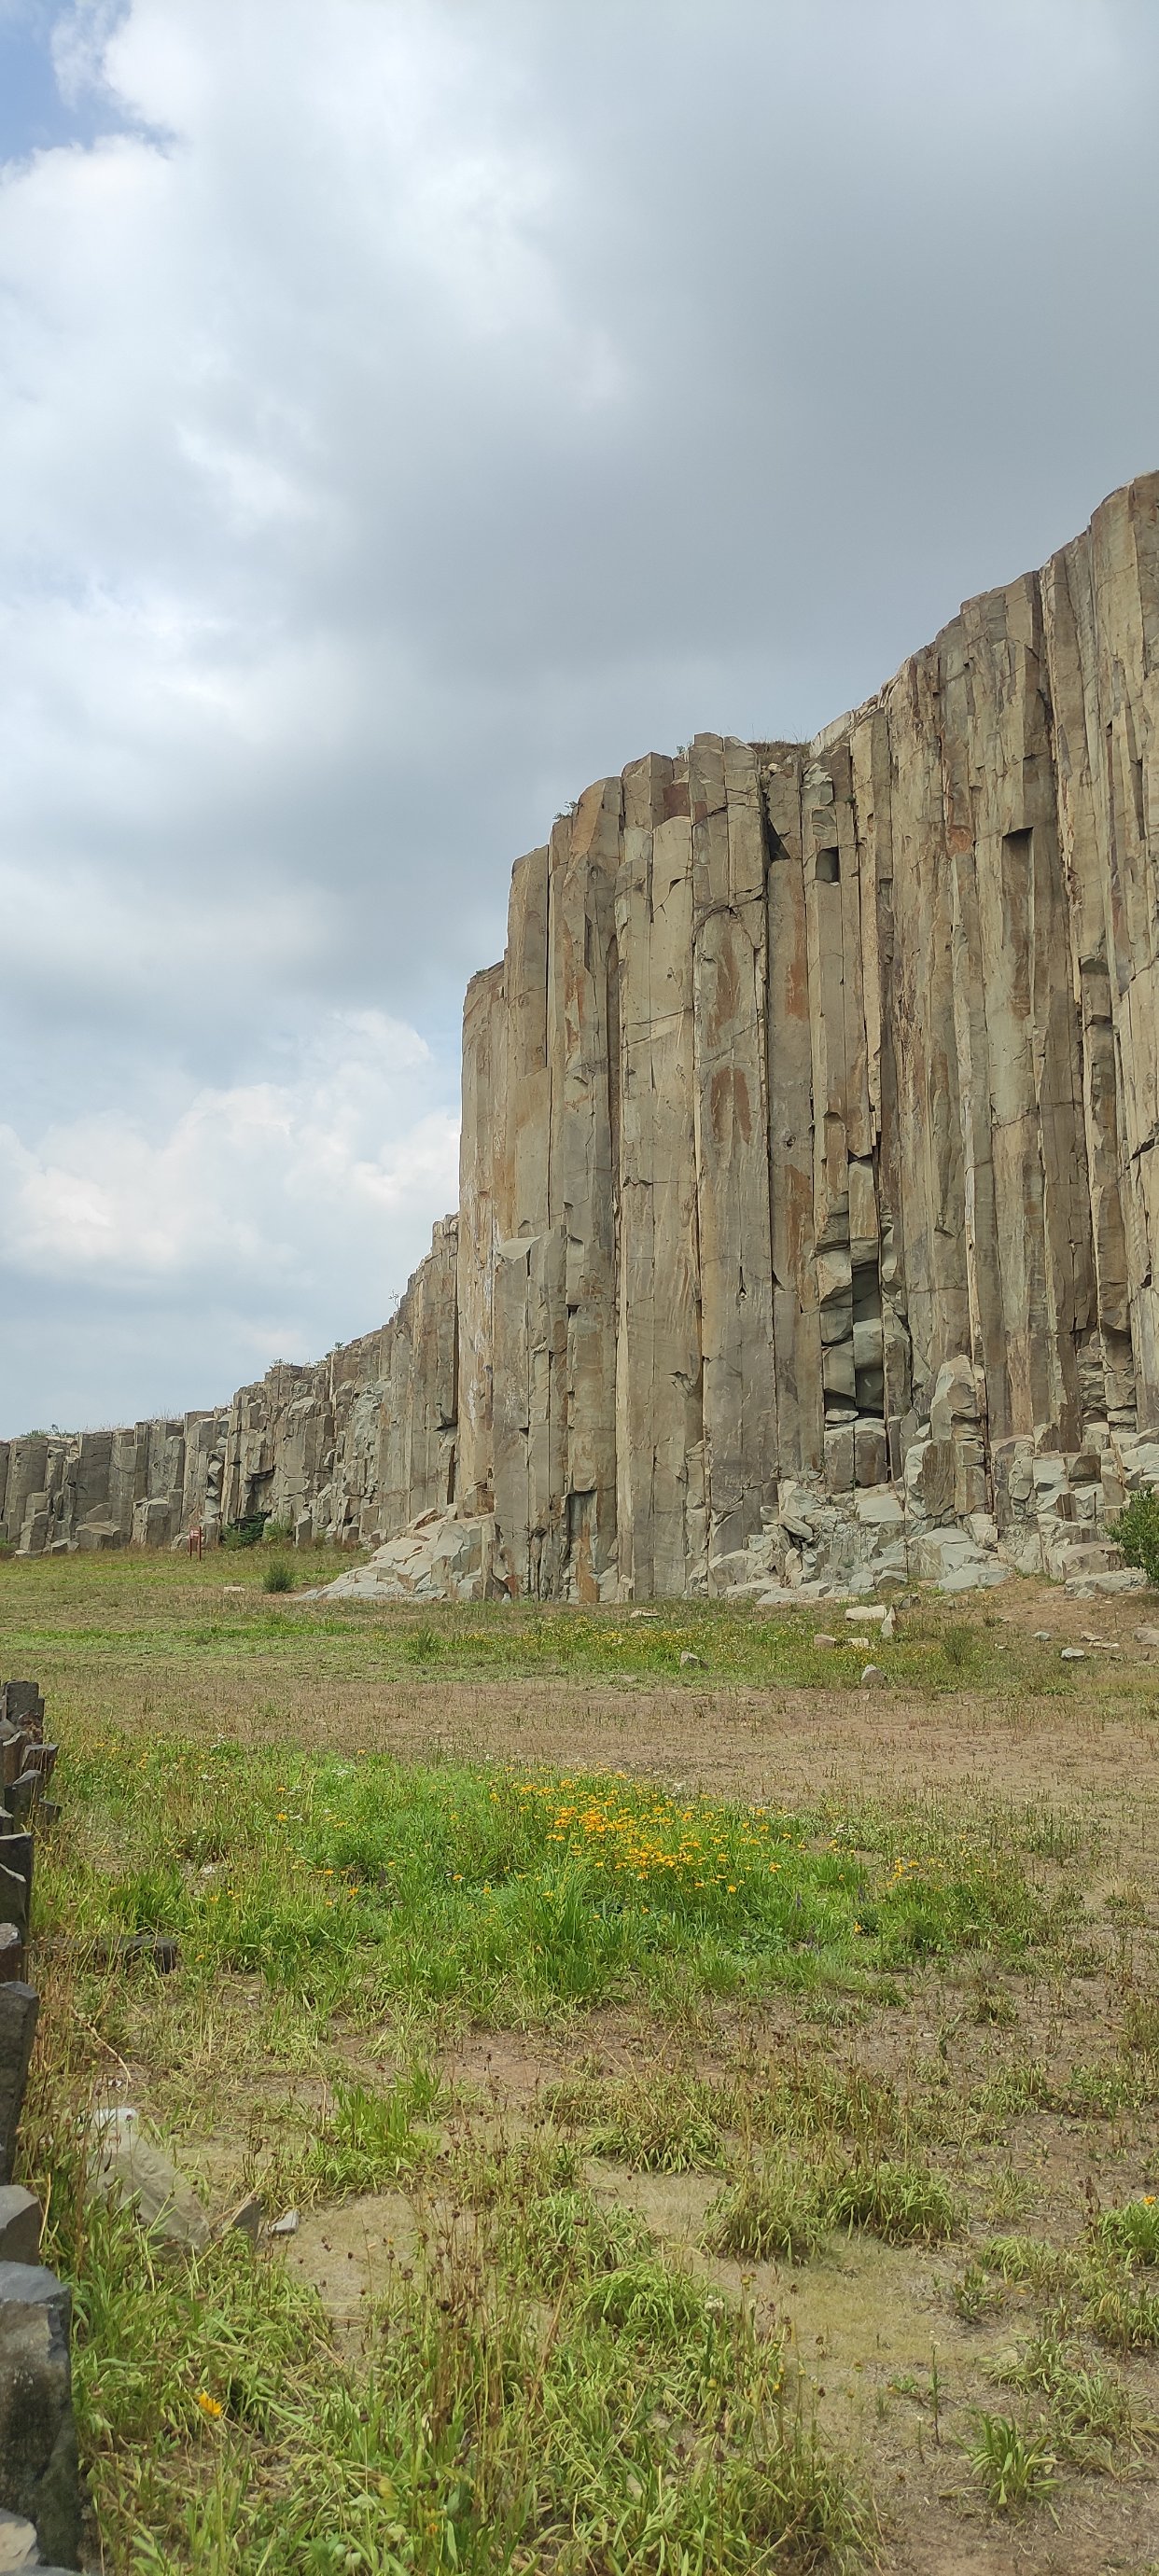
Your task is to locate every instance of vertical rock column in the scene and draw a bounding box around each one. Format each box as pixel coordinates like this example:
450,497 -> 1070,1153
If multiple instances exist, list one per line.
878,639 -> 971,1408
689,738 -> 777,1561
491,845 -> 564,1596
457,964 -> 505,1515
800,734 -> 884,1492
547,779 -> 623,1599
1040,529 -> 1136,1430
614,754 -> 704,1595
1084,479 -> 1159,1427
764,746 -> 824,1482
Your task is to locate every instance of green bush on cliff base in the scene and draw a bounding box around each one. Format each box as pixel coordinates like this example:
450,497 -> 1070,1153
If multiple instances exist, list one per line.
1114,1484 -> 1159,1588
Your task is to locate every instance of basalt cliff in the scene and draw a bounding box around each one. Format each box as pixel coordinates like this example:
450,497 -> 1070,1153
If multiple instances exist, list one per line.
6,472 -> 1159,1600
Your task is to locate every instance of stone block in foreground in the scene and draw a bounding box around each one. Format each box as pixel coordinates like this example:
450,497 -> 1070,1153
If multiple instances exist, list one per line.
0,2264 -> 81,2570
0,1990 -> 38,2188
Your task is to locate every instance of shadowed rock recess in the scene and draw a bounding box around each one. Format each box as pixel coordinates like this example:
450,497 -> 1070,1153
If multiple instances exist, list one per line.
6,473 -> 1159,1602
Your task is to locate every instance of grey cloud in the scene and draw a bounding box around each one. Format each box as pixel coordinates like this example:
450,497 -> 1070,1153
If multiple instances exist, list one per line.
1,0 -> 1157,1427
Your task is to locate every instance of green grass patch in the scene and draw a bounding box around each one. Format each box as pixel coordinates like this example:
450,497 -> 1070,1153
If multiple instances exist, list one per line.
0,1540 -> 1131,1707
705,2146 -> 960,2263
46,1740 -> 1068,2037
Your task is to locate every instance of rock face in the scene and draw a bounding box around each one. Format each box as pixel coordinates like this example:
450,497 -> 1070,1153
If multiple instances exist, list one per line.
0,1415 -> 230,1557
7,472 -> 1159,1596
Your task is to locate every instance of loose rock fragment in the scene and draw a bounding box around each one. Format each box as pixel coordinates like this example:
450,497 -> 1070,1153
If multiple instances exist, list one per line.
222,2194 -> 263,2240
0,2506 -> 40,2569
0,2188 -> 41,2265
88,2109 -> 211,2250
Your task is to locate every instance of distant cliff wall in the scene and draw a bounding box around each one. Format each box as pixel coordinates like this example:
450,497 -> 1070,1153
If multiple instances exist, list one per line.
0,1218 -> 458,1559
6,472 -> 1158,1593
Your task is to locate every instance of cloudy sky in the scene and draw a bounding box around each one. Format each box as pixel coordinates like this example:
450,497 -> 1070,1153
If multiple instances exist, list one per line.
1,0 -> 1157,1434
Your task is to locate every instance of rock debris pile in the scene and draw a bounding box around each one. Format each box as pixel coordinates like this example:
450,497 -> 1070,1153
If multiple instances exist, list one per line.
5,472 -> 1159,1602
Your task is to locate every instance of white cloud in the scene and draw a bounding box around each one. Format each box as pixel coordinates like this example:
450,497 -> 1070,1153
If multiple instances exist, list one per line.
0,1009 -> 457,1298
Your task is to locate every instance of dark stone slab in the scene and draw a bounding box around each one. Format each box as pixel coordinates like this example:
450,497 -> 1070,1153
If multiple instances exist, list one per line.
0,1927 -> 24,1984
0,1686 -> 44,1739
0,1838 -> 33,1909
0,2185 -> 42,2263
0,1869 -> 28,1939
89,1931 -> 180,1975
0,1987 -> 38,2184
0,1734 -> 28,1792
0,2263 -> 81,2569
6,1777 -> 38,1827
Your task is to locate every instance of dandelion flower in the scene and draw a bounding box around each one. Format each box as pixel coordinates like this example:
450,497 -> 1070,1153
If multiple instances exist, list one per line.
196,2390 -> 223,2418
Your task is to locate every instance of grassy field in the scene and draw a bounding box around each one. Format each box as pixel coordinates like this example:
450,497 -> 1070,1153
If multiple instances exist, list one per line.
7,1544 -> 1159,2572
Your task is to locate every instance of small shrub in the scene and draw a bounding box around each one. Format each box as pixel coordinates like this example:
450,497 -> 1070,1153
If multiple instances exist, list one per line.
1082,2265 -> 1159,2351
954,2262 -> 1005,2323
975,2235 -> 1076,2293
262,1517 -> 293,1544
705,2157 -> 831,2263
245,2074 -> 435,2207
942,1623 -> 976,1674
966,2412 -> 1058,2511
1123,1990 -> 1159,2058
1093,2196 -> 1159,2265
971,1972 -> 1017,2027
454,2131 -> 580,2213
987,2164 -> 1033,2224
575,2258 -> 711,2345
830,2155 -> 961,2247
221,1514 -> 266,1549
588,2074 -> 724,2174
510,2188 -> 650,2292
262,1558 -> 294,1594
1114,1484 -> 1159,1587
405,1625 -> 440,1664
990,2331 -> 1149,2468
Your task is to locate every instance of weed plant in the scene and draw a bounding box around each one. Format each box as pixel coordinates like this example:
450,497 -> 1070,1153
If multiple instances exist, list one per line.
705,2146 -> 959,2263
990,2327 -> 1149,2469
966,2412 -> 1058,2511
